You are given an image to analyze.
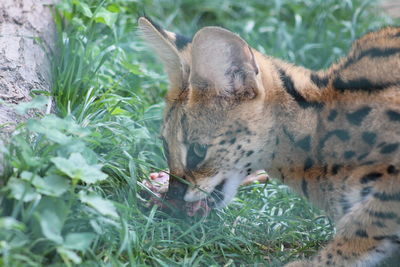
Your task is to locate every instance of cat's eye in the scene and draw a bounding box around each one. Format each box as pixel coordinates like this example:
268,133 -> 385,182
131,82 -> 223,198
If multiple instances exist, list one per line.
187,142 -> 208,169
193,143 -> 207,158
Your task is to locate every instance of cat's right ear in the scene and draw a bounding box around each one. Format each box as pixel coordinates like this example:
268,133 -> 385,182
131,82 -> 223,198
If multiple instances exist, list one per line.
138,17 -> 188,96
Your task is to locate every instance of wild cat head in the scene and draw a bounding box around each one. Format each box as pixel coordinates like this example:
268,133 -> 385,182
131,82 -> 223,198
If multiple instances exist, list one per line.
139,17 -> 276,208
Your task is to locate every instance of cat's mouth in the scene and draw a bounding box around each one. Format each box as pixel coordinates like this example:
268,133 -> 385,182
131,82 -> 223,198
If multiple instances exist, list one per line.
145,170 -> 269,217
185,199 -> 210,216
185,179 -> 226,216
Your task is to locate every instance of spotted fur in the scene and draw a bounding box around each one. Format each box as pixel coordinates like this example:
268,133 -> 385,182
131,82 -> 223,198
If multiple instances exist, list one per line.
139,17 -> 400,266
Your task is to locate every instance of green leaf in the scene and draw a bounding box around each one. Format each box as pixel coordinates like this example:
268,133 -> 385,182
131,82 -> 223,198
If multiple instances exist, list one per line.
71,17 -> 87,31
121,61 -> 144,75
79,191 -> 118,218
130,127 -> 151,141
41,175 -> 70,196
107,4 -> 120,13
64,232 -> 95,251
11,135 -> 40,168
21,171 -> 69,197
31,89 -> 51,96
94,7 -> 117,27
57,141 -> 98,165
56,1 -> 73,13
143,103 -> 163,127
57,247 -> 82,264
51,153 -> 107,184
0,217 -> 25,231
76,2 -> 92,18
110,107 -> 130,116
38,209 -> 64,244
35,197 -> 68,244
15,96 -> 48,115
27,119 -> 71,145
27,115 -> 91,142
41,115 -> 90,137
7,178 -> 39,202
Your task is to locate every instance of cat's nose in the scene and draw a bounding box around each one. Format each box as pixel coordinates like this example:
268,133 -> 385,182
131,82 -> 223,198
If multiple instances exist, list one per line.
166,176 -> 187,200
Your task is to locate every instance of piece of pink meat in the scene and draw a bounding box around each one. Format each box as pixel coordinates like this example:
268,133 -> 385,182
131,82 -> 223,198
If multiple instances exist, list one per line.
143,170 -> 268,216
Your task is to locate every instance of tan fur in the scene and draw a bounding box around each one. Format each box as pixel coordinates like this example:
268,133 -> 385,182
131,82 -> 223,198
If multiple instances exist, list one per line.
139,17 -> 400,266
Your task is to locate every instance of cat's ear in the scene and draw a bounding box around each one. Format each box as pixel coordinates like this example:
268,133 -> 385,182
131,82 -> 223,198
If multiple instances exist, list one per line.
138,17 -> 191,96
190,27 -> 259,100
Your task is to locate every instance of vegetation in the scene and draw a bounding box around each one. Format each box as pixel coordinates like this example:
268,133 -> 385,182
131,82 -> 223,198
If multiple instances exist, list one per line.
0,0 -> 397,266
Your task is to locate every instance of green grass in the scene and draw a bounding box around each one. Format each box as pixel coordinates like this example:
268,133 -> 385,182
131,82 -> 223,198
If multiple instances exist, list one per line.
0,0 -> 397,266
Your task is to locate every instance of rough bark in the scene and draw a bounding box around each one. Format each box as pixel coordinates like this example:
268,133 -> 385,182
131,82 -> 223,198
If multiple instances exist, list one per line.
0,0 -> 56,174
0,0 -> 56,133
381,0 -> 400,19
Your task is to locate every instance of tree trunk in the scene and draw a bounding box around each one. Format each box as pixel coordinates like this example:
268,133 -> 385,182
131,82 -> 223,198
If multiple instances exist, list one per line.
0,0 -> 56,174
0,0 -> 56,133
381,0 -> 400,19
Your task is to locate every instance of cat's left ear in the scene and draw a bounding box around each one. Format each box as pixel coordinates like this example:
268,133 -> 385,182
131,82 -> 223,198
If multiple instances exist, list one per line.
138,17 -> 191,97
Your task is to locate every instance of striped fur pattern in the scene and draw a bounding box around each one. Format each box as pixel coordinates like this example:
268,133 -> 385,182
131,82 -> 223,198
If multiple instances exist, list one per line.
139,17 -> 400,266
